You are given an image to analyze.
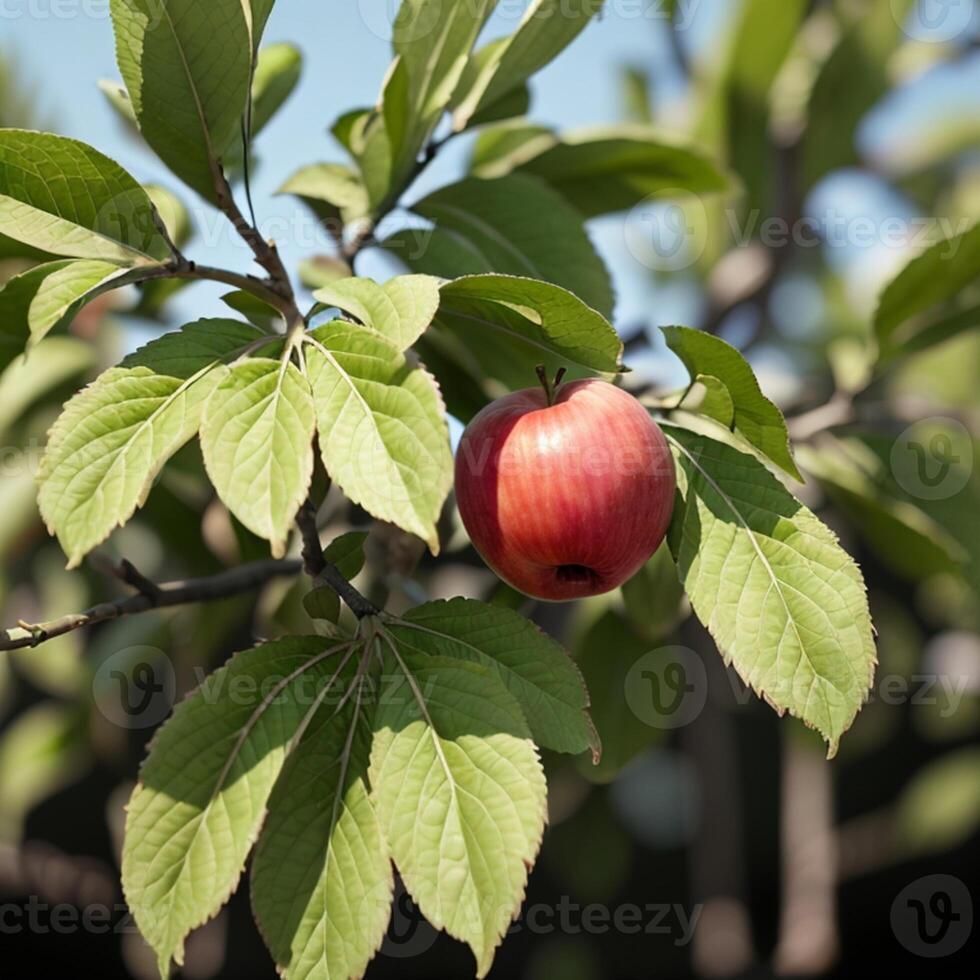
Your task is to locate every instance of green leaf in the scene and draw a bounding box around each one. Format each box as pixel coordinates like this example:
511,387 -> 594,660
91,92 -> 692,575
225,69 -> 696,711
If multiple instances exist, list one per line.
277,162 -> 369,224
0,263 -> 65,370
413,331 -> 491,422
251,42 -> 302,135
0,129 -> 170,262
0,703 -> 87,843
796,437 -> 966,582
621,543 -> 685,642
110,0 -> 257,201
123,635 -> 355,978
514,125 -> 734,217
0,256 -> 166,368
219,290 -> 284,331
574,610 -> 664,783
303,531 -> 369,624
98,78 -> 139,129
621,66 -> 653,124
465,82 -> 530,130
312,274 -> 441,349
144,184 -> 192,248
677,373 -> 736,428
469,121 -> 556,178
385,173 -> 615,317
433,273 -> 623,392
874,222 -> 980,353
0,336 -> 95,436
251,670 -> 392,980
895,748 -> 980,857
386,596 -> 598,757
298,256 -> 354,290
880,302 -> 980,364
38,319 -> 264,567
450,0 -> 603,131
718,0 -> 806,214
25,260 -> 129,350
241,0 -> 275,53
385,0 -> 497,185
370,649 -> 547,977
200,358 -> 316,558
303,321 -> 452,552
664,426 -> 876,757
801,0 -> 910,189
662,325 -> 801,479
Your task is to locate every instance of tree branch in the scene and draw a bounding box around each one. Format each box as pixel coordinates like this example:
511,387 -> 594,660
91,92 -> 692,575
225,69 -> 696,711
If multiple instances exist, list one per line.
134,259 -> 293,318
0,559 -> 302,652
343,132 -> 454,266
296,497 -> 379,619
213,167 -> 294,300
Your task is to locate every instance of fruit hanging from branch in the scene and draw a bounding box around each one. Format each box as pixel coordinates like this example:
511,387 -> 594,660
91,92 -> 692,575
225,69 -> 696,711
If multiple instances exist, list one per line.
455,367 -> 676,601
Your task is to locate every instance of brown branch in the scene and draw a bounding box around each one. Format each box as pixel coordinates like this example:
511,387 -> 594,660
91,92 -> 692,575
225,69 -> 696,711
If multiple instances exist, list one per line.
133,259 -> 293,318
213,167 -> 293,296
0,559 -> 302,651
296,498 -> 379,619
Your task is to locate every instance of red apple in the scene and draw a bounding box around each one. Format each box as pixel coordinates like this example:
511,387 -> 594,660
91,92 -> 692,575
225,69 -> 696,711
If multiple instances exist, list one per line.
455,372 -> 676,601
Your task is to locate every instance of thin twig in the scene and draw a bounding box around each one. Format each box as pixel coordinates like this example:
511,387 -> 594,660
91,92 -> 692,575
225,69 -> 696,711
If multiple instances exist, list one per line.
296,497 -> 379,619
0,559 -> 303,651
114,558 -> 163,600
343,132 -> 454,266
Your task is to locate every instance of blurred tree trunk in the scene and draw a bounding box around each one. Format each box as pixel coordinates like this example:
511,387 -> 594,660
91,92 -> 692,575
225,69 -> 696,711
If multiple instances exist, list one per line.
773,736 -> 839,975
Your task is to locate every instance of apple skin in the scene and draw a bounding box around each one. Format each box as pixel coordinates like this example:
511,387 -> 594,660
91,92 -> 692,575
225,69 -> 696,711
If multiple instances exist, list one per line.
455,378 -> 676,601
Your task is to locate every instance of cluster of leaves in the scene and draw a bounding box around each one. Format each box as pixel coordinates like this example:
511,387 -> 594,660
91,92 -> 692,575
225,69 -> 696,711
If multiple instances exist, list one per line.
123,588 -> 596,979
10,0 -> 979,976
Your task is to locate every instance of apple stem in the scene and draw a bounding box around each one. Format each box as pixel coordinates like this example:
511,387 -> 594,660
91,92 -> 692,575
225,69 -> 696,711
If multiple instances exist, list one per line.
535,365 -> 567,406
